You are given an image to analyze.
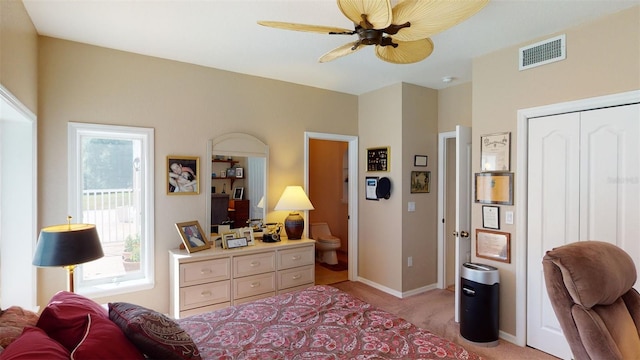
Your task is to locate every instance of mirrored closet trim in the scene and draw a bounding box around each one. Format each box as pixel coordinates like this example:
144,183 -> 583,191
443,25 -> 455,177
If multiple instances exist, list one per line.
206,133 -> 268,235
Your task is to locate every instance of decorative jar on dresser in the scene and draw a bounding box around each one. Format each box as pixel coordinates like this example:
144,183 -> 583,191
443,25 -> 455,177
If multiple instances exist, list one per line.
169,238 -> 315,318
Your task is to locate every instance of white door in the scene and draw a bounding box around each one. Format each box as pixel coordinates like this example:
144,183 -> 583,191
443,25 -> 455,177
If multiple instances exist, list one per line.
527,103 -> 639,359
454,125 -> 472,322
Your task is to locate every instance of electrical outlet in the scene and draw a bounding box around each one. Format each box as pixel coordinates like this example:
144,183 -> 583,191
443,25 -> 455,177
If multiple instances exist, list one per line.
408,201 -> 415,212
408,256 -> 413,267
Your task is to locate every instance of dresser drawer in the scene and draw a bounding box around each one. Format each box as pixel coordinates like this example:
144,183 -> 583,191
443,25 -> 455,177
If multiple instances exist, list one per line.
278,245 -> 314,270
233,272 -> 276,299
233,252 -> 276,277
180,280 -> 230,311
278,265 -> 314,290
180,258 -> 230,287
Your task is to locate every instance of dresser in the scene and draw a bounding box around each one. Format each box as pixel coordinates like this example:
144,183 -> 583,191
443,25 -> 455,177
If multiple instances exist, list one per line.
169,239 -> 315,318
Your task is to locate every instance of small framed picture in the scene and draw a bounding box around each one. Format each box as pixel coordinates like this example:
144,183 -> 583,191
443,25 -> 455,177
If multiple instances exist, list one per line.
221,232 -> 237,249
226,167 -> 236,178
476,229 -> 510,263
367,147 -> 390,172
236,167 -> 244,178
225,237 -> 249,249
410,171 -> 430,193
482,205 -> 500,229
175,221 -> 210,253
233,187 -> 244,200
414,155 -> 428,167
238,226 -> 255,245
366,176 -> 379,200
167,156 -> 199,195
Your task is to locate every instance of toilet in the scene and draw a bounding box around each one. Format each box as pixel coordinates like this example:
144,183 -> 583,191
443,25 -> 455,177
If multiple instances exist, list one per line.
309,222 -> 341,265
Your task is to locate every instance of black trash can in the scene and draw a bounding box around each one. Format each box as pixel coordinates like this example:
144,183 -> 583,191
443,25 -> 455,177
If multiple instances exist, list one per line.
460,262 -> 500,346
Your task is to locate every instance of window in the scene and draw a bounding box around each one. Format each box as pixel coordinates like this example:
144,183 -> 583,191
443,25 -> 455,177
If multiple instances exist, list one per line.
68,123 -> 154,296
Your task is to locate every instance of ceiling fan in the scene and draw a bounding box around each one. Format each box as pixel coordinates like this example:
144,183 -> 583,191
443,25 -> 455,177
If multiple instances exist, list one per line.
258,0 -> 489,64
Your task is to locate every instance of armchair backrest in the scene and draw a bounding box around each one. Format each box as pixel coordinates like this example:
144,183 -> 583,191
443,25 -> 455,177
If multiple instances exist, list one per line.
542,241 -> 640,360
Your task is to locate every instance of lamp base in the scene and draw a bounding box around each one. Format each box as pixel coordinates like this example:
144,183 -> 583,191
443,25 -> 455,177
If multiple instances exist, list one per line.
284,212 -> 304,240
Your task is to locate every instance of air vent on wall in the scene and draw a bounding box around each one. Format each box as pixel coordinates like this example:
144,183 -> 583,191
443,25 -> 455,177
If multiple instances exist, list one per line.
519,34 -> 566,71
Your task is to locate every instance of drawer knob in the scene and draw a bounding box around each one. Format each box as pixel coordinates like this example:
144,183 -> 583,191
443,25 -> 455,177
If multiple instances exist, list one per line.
292,274 -> 301,280
250,282 -> 260,288
200,291 -> 212,297
291,255 -> 301,261
200,268 -> 212,274
250,261 -> 260,267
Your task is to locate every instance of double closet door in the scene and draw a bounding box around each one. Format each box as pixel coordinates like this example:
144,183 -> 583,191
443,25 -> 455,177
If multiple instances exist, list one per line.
527,103 -> 639,359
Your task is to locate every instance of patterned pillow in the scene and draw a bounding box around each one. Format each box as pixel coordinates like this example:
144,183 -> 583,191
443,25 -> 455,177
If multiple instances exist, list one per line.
70,314 -> 144,360
0,326 -> 69,360
0,306 -> 39,348
109,302 -> 201,360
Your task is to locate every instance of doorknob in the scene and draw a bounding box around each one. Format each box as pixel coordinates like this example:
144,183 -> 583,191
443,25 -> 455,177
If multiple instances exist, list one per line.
460,231 -> 469,238
452,231 -> 459,237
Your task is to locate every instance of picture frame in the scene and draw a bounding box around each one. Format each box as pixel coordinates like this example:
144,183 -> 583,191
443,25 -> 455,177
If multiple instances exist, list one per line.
175,221 -> 210,253
482,205 -> 500,229
481,132 -> 511,172
235,167 -> 244,178
367,147 -> 390,172
475,172 -> 513,205
414,155 -> 428,167
167,156 -> 199,195
366,176 -> 379,200
410,171 -> 430,193
476,229 -> 511,263
225,237 -> 249,249
233,187 -> 244,200
221,231 -> 237,249
226,167 -> 236,178
238,226 -> 255,246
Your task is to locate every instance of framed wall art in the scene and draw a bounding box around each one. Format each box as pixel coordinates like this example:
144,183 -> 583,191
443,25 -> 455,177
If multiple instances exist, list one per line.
233,187 -> 244,200
410,171 -> 430,193
480,132 -> 511,172
475,172 -> 513,205
476,229 -> 510,263
414,155 -> 428,167
482,205 -> 500,229
367,147 -> 389,172
167,155 -> 199,195
175,221 -> 210,253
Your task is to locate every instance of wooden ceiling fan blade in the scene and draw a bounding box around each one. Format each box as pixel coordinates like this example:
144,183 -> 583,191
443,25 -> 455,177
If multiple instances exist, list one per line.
390,0 -> 489,42
319,41 -> 364,63
258,21 -> 354,35
375,38 -> 434,64
338,0 -> 392,29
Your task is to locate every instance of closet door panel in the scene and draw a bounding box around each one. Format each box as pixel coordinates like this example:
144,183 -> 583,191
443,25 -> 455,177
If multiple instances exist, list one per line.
580,104 -> 639,279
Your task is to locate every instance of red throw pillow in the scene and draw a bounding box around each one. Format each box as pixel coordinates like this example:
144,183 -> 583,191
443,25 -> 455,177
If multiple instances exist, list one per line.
0,326 -> 69,360
109,302 -> 201,360
70,314 -> 144,360
36,291 -> 108,351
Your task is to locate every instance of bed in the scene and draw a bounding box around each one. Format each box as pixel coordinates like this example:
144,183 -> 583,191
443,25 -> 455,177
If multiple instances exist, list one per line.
177,285 -> 480,359
0,285 -> 480,359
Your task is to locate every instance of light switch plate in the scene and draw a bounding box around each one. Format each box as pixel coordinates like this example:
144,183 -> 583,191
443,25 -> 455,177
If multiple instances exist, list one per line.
505,211 -> 514,225
408,202 -> 416,212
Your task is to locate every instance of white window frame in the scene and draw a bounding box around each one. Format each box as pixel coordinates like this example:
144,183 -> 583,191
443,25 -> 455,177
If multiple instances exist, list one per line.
68,122 -> 154,297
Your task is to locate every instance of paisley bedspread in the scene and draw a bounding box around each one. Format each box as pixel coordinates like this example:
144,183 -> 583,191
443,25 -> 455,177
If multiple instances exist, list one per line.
177,285 -> 481,359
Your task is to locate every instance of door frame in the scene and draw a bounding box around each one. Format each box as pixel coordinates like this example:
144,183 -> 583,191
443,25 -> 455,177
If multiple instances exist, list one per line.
304,132 -> 359,281
437,130 -> 456,289
515,89 -> 640,347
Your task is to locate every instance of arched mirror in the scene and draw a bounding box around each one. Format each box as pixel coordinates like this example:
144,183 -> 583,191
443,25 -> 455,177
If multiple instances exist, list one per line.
206,133 -> 268,236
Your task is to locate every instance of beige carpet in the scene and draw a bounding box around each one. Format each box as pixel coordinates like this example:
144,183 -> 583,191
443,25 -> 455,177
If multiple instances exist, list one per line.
331,281 -> 559,360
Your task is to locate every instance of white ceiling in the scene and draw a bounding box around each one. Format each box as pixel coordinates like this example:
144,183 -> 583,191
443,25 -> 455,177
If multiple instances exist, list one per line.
22,0 -> 638,95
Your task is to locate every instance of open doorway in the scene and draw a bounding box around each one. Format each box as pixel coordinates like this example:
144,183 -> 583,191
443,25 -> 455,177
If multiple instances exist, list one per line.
304,132 -> 358,285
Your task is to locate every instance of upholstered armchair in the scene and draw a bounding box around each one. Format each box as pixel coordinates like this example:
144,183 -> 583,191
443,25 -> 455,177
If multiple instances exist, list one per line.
542,241 -> 640,360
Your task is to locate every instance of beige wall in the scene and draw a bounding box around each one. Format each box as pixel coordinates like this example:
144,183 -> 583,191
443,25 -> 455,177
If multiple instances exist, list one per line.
438,82 -> 472,132
401,83 -> 438,291
471,6 -> 640,337
358,84 -> 403,291
308,139 -> 349,251
0,0 -> 38,112
37,37 -> 358,310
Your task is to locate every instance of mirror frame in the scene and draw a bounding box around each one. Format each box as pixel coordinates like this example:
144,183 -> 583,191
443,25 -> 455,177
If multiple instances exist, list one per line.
206,133 -> 269,235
